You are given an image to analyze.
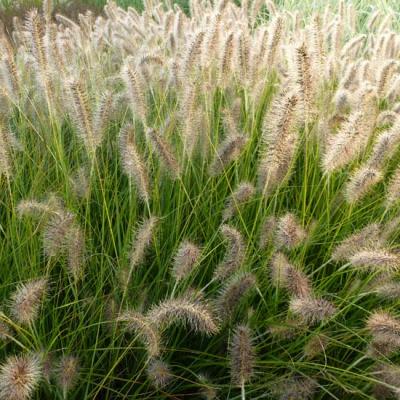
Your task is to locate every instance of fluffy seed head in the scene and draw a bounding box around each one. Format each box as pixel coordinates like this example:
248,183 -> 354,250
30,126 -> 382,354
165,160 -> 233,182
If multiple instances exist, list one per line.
56,355 -> 80,395
275,213 -> 307,249
10,278 -> 47,325
229,324 -> 255,386
216,272 -> 256,319
345,166 -> 383,203
289,297 -> 336,325
350,249 -> 400,273
117,310 -> 161,357
119,123 -> 150,202
304,334 -> 329,359
147,297 -> 219,335
332,223 -> 383,261
213,225 -> 245,281
147,359 -> 173,389
222,182 -> 255,221
367,311 -> 400,350
0,354 -> 42,400
209,134 -> 247,176
172,240 -> 201,282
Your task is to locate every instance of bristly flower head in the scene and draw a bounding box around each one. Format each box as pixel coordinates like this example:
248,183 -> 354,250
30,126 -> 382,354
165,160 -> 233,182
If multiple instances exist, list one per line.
56,355 -> 80,396
216,272 -> 256,319
289,297 -> 336,325
0,354 -> 42,400
117,310 -> 161,358
10,278 -> 47,326
147,359 -> 173,389
172,240 -> 201,282
147,297 -> 219,336
229,324 -> 255,386
213,224 -> 245,281
275,213 -> 307,249
222,182 -> 255,221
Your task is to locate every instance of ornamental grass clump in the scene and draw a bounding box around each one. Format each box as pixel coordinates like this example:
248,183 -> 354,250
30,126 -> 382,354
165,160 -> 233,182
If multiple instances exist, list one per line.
2,0 -> 400,398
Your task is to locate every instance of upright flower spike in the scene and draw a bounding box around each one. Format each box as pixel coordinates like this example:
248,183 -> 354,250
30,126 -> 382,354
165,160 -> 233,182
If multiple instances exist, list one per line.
121,57 -> 147,124
294,42 -> 315,121
146,128 -> 181,179
257,92 -> 299,196
68,79 -> 101,155
119,123 -> 151,203
56,355 -> 80,398
209,134 -> 248,177
120,216 -> 158,292
216,272 -> 256,319
229,324 -> 255,395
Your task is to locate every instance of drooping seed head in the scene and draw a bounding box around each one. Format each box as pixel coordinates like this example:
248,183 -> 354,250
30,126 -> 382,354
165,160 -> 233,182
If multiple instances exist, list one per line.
289,297 -> 336,325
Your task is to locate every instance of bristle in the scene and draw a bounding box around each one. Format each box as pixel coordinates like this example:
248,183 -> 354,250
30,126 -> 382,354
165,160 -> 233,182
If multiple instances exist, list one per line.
147,297 -> 219,335
10,278 -> 47,326
0,354 -> 42,400
70,167 -> 90,200
257,92 -> 299,196
294,42 -> 315,121
265,16 -> 283,69
331,223 -> 383,261
222,182 -> 255,221
373,281 -> 400,300
269,252 -> 312,298
274,213 -> 307,250
216,272 -> 256,318
68,79 -> 100,154
349,249 -> 400,273
117,310 -> 161,357
66,224 -> 86,282
345,166 -> 383,203
304,334 -> 329,359
367,311 -> 400,347
289,296 -> 336,325
56,355 -> 80,397
121,216 -> 158,291
271,376 -> 317,400
386,167 -> 400,207
43,211 -> 75,257
146,128 -> 181,179
229,324 -> 255,386
119,123 -> 151,202
259,215 -> 277,249
172,240 -> 201,282
121,57 -> 147,124
147,359 -> 173,389
209,134 -> 247,177
213,225 -> 245,281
